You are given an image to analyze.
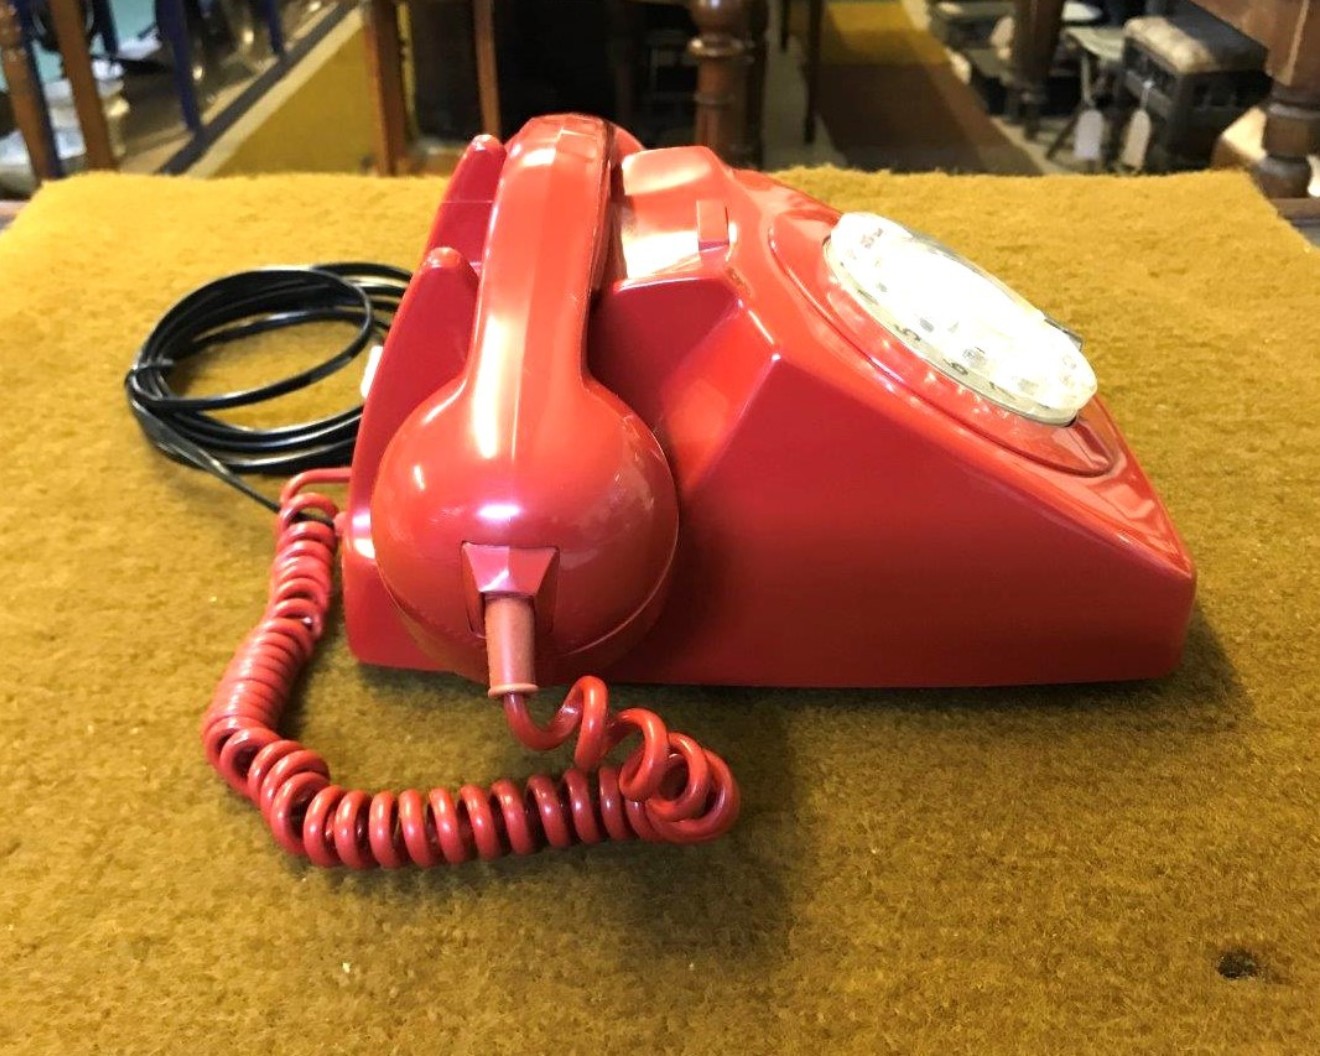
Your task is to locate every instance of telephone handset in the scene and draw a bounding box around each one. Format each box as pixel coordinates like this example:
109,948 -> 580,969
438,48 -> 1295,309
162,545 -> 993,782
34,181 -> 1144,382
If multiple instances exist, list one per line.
201,114 -> 1194,869
367,114 -> 681,687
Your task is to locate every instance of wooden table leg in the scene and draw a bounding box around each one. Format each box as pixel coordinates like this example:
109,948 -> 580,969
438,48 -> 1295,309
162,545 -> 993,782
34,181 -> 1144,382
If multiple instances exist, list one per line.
360,0 -> 408,175
0,0 -> 60,184
688,0 -> 749,164
1006,0 -> 1066,138
1254,83 -> 1320,198
472,0 -> 500,137
47,0 -> 116,169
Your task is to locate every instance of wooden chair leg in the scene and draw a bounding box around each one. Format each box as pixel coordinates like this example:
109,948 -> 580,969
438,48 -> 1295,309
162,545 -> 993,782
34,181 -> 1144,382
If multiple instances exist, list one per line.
47,0 -> 117,169
0,0 -> 60,183
472,0 -> 500,137
360,0 -> 408,175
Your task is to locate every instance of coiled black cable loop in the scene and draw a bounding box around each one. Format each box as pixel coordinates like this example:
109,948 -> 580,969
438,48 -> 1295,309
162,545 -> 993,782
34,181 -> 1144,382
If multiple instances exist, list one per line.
125,262 -> 411,511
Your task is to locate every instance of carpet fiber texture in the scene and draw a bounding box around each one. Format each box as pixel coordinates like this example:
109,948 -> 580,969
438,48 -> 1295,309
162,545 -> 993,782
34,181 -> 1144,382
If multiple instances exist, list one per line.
1,169 -> 1318,1054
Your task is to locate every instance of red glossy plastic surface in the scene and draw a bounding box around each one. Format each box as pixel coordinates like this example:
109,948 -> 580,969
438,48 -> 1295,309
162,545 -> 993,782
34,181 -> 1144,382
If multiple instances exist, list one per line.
344,113 -> 1196,689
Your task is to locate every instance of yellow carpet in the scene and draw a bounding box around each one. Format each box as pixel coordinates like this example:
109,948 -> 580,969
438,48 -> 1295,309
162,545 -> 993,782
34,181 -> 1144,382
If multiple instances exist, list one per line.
214,22 -> 375,176
798,1 -> 1033,173
2,168 -> 1318,1053
816,1 -> 948,65
211,17 -> 381,176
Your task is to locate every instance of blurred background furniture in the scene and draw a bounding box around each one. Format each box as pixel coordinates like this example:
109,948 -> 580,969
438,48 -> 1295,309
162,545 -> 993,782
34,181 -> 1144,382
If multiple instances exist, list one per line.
945,0 -> 1106,124
1008,0 -> 1320,196
1116,9 -> 1268,172
928,0 -> 1012,50
1,0 -> 58,180
1044,23 -> 1124,165
612,0 -> 766,164
1193,0 -> 1320,198
1003,0 -> 1116,134
777,0 -> 822,142
1,0 -> 348,192
0,0 -> 116,183
356,0 -> 767,173
355,0 -> 494,175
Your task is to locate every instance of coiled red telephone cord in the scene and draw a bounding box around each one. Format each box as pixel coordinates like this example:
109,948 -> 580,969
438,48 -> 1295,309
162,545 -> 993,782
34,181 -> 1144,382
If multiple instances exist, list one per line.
200,470 -> 740,867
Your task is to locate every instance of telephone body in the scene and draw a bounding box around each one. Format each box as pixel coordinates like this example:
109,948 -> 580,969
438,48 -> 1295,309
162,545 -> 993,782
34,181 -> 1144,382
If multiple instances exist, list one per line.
194,114 -> 1195,867
342,113 -> 1196,692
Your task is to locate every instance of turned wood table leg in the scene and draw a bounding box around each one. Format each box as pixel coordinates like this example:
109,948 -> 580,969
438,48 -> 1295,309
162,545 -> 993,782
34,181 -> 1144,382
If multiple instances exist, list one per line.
1006,0 -> 1066,139
0,0 -> 59,183
1254,83 -> 1320,199
688,0 -> 749,164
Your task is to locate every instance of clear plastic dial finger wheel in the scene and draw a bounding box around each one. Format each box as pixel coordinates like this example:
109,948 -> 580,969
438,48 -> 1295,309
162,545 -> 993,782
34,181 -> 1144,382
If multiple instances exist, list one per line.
826,212 -> 1098,425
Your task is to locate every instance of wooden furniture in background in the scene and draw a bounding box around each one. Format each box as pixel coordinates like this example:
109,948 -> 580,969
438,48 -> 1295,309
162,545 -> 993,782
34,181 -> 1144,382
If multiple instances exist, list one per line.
1008,0 -> 1319,197
1191,0 -> 1320,198
1003,0 -> 1063,136
0,0 -> 116,188
46,0 -> 115,167
354,0 -> 526,174
0,0 -> 117,187
1119,12 -> 1269,171
0,0 -> 60,182
1044,25 -> 1125,166
684,0 -> 766,164
358,0 -> 413,175
356,0 -> 766,173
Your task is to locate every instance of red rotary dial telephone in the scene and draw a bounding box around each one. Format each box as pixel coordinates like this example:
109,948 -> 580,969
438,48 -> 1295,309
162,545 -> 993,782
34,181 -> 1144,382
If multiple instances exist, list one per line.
200,114 -> 1195,869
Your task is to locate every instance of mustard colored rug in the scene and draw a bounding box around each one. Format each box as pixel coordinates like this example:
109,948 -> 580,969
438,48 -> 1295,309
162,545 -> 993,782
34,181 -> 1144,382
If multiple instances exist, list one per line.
1,168 -> 1318,1053
209,18 -> 377,176
820,1 -> 949,65
801,1 -> 1036,173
